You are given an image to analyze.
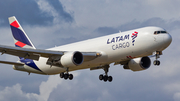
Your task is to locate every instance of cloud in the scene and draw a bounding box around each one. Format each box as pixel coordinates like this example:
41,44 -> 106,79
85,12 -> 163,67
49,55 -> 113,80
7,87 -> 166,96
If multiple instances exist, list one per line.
0,0 -> 51,26
0,84 -> 38,101
93,17 -> 180,37
94,26 -> 118,35
0,0 -> 73,27
174,92 -> 180,101
36,0 -> 73,24
0,75 -> 63,101
60,0 -> 180,30
46,0 -> 73,23
38,75 -> 63,101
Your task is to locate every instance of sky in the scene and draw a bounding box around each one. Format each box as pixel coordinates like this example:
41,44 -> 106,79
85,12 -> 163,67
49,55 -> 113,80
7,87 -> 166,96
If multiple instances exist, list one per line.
0,0 -> 179,101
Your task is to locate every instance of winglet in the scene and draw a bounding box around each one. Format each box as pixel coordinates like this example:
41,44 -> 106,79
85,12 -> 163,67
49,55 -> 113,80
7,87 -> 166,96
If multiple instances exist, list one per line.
9,16 -> 36,49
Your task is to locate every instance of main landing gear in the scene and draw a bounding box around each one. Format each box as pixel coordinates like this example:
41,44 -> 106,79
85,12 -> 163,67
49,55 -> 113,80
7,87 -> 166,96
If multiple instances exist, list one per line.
153,51 -> 161,66
60,72 -> 73,80
59,65 -> 113,82
99,65 -> 113,82
59,67 -> 74,80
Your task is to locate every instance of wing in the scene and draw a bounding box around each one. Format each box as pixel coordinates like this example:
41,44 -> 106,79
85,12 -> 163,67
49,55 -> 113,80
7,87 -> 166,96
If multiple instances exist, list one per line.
0,44 -> 100,62
0,44 -> 63,60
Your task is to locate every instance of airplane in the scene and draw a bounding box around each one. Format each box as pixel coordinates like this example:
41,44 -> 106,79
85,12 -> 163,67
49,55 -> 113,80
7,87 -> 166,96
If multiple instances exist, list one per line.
0,16 -> 172,82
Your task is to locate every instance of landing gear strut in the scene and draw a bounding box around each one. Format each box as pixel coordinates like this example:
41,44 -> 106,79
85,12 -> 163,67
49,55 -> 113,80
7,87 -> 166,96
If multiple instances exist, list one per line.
153,51 -> 161,66
59,68 -> 73,80
99,65 -> 113,82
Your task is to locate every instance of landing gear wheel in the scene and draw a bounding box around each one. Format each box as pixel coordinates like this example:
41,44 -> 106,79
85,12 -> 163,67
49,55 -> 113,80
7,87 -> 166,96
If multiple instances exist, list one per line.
154,60 -> 160,66
60,73 -> 64,78
64,73 -> 69,80
99,74 -> 113,82
103,75 -> 108,82
157,60 -> 160,65
69,74 -> 73,80
108,76 -> 113,82
153,60 -> 157,65
99,74 -> 104,81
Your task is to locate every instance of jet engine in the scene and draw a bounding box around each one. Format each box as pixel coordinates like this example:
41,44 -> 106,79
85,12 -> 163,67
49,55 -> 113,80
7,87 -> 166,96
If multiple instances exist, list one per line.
124,57 -> 151,71
60,51 -> 83,67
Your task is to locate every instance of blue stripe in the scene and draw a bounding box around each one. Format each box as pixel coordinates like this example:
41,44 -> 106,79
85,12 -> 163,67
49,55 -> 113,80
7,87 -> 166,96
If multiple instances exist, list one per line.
15,45 -> 20,47
10,25 -> 32,46
20,58 -> 42,72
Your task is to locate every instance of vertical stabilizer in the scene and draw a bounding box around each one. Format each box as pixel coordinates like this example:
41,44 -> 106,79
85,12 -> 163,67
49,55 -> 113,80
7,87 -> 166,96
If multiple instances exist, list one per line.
8,16 -> 36,49
8,16 -> 42,72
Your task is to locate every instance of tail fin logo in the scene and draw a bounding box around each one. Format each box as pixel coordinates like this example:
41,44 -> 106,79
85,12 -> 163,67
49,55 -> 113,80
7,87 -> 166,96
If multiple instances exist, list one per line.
9,16 -> 36,49
15,41 -> 26,48
10,21 -> 20,28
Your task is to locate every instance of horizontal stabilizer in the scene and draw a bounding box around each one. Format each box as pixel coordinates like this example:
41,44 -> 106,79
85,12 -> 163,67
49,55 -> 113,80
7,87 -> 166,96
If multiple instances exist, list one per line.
0,60 -> 24,66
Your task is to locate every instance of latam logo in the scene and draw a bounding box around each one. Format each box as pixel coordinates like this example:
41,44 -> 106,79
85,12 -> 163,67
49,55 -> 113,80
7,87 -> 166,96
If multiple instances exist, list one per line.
131,31 -> 138,46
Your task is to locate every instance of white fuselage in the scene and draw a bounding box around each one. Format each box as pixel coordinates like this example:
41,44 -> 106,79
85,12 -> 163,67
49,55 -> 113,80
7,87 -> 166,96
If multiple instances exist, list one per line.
19,26 -> 172,75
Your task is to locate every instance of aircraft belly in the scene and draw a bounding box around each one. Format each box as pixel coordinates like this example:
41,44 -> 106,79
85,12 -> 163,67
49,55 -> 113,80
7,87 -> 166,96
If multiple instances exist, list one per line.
41,66 -> 65,75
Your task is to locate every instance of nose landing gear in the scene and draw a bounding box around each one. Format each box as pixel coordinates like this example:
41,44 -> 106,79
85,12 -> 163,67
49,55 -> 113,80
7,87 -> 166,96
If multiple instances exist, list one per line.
153,51 -> 162,66
154,60 -> 160,66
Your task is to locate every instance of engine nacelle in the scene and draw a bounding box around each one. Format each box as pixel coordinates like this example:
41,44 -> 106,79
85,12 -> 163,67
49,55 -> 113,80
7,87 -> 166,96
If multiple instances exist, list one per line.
127,57 -> 151,71
60,51 -> 83,67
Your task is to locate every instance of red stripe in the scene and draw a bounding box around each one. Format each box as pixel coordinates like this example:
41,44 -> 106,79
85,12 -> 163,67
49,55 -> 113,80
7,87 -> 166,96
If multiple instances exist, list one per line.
129,56 -> 133,59
10,21 -> 20,28
132,31 -> 138,37
15,41 -> 26,47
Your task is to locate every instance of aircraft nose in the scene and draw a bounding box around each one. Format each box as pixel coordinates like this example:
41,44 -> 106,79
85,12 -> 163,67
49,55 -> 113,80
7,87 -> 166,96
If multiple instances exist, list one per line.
164,34 -> 172,46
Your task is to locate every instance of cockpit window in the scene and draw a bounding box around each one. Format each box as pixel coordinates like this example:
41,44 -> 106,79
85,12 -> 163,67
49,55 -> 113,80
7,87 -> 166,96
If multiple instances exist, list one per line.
154,31 -> 168,34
